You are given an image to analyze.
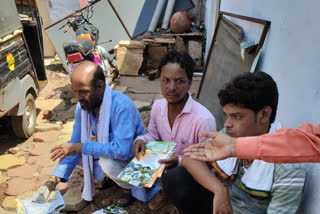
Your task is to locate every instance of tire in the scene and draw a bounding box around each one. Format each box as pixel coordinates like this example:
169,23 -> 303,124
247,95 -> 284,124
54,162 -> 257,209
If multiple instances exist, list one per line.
11,93 -> 36,139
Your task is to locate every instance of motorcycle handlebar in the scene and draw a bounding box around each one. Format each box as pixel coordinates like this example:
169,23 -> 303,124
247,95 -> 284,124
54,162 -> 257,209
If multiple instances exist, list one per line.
60,0 -> 97,32
64,25 -> 70,32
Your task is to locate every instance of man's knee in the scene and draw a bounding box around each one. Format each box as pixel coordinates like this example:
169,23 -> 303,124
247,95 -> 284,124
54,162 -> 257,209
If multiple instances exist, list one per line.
163,167 -> 181,190
99,157 -> 131,189
99,157 -> 126,179
162,167 -> 192,199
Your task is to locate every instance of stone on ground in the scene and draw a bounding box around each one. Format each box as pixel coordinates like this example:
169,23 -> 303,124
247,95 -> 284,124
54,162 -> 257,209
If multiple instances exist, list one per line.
62,186 -> 88,212
0,172 -> 7,184
7,164 -> 37,179
53,104 -> 76,122
2,196 -> 15,210
7,149 -> 17,155
0,155 -> 25,170
134,101 -> 152,112
114,85 -> 128,93
2,191 -> 34,210
4,177 -> 38,196
35,122 -> 63,132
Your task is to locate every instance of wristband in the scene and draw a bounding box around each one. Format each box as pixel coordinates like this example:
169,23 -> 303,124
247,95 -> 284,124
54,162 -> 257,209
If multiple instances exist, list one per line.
48,176 -> 59,183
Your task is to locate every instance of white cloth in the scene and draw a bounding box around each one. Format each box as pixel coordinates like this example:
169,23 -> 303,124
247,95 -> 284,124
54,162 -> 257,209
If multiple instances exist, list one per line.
80,84 -> 112,201
216,121 -> 282,192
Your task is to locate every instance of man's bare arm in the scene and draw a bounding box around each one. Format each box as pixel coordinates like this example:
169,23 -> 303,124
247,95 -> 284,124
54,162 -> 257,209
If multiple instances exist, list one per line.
183,131 -> 236,162
184,123 -> 320,163
181,157 -> 232,214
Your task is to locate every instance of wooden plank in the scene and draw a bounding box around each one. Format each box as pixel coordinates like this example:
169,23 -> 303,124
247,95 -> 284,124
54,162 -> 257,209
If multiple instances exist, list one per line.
154,37 -> 176,44
118,40 -> 146,49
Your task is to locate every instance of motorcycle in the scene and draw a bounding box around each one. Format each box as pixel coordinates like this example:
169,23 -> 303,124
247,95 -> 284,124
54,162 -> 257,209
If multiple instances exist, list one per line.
60,0 -> 118,80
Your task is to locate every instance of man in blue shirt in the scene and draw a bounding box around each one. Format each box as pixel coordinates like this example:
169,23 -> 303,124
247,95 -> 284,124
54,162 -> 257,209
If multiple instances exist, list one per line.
44,61 -> 145,206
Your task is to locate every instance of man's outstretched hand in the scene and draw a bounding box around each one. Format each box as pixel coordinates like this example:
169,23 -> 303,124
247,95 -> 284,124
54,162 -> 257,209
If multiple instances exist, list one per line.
183,131 -> 237,162
158,156 -> 179,169
50,143 -> 83,162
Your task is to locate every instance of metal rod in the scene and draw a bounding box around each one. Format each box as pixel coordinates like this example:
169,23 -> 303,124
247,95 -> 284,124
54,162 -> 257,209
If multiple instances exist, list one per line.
148,0 -> 166,32
161,0 -> 176,29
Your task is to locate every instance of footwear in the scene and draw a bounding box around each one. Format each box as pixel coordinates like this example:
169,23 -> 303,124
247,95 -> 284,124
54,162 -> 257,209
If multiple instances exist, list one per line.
170,207 -> 180,214
148,190 -> 167,211
99,175 -> 115,189
116,189 -> 134,207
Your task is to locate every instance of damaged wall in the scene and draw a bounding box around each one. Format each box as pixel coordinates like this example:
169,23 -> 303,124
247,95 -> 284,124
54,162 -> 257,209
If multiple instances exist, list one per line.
219,0 -> 320,213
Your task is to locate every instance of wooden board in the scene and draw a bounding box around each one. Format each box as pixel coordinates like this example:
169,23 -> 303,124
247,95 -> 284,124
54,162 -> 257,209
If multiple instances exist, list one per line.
197,13 -> 270,129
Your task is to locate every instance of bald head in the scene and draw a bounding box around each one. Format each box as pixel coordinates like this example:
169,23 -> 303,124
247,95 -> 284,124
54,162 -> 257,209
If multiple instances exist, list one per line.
71,61 -> 97,86
71,61 -> 105,112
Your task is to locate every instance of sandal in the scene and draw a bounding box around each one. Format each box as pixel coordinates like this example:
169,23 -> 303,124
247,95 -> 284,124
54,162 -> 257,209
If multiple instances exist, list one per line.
148,190 -> 167,211
116,189 -> 134,207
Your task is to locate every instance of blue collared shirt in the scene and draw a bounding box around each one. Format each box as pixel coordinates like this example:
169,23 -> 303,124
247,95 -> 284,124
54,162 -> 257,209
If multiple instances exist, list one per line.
52,91 -> 145,182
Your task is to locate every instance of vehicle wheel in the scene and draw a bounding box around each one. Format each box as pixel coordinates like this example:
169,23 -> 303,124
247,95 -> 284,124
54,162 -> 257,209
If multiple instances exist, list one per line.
11,94 -> 36,138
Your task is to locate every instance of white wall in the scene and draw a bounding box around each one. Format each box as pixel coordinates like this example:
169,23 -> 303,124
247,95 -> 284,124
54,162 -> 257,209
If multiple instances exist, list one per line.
46,0 -> 79,23
204,0 -> 219,59
217,1 -> 320,213
219,0 -> 320,128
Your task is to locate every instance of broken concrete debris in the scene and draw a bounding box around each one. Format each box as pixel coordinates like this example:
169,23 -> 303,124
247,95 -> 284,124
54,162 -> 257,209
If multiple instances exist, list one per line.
188,40 -> 203,66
